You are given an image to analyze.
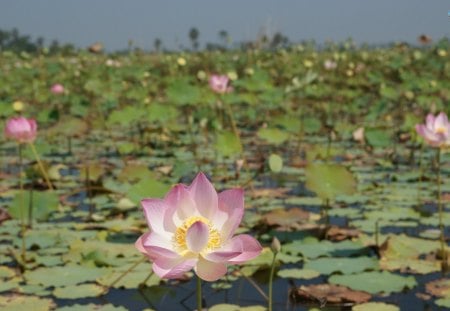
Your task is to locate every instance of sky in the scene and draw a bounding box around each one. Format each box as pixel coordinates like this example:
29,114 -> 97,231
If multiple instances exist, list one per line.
1,0 -> 450,51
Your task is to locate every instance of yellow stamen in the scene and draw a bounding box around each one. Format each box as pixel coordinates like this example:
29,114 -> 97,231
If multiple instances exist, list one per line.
436,127 -> 446,135
174,216 -> 221,254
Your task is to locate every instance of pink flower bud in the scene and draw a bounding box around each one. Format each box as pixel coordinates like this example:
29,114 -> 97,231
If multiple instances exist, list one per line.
5,117 -> 37,143
50,83 -> 65,95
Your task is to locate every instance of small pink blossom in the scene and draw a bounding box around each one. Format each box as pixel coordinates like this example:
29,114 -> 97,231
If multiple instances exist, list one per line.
4,117 -> 37,143
135,172 -> 262,281
50,83 -> 65,94
324,59 -> 337,70
416,112 -> 450,147
209,74 -> 233,94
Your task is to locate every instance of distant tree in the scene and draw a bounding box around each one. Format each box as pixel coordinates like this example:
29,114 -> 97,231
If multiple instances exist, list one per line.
218,29 -> 229,49
189,27 -> 200,50
270,32 -> 289,49
154,38 -> 162,52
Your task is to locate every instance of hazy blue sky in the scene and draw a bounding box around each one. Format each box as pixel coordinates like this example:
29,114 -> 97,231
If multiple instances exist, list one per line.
1,0 -> 449,50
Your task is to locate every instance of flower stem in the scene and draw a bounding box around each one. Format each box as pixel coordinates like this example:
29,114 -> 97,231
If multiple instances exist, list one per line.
197,275 -> 202,311
28,142 -> 53,190
268,251 -> 278,311
18,143 -> 26,262
109,256 -> 147,288
436,148 -> 446,263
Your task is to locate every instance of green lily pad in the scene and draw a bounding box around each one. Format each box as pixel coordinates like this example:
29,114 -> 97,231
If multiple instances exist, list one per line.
0,295 -> 54,311
55,304 -> 128,311
436,298 -> 450,308
305,163 -> 357,200
277,268 -> 320,279
0,266 -> 15,279
353,302 -> 400,311
268,153 -> 283,172
283,238 -> 366,259
9,191 -> 59,221
215,130 -> 242,157
304,256 -> 379,275
53,283 -> 105,299
329,271 -> 417,294
209,304 -> 265,311
25,265 -> 107,287
257,127 -> 289,145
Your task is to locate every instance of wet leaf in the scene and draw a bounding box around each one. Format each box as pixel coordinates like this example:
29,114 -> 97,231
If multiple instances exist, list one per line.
329,271 -> 417,294
0,295 -> 55,311
25,265 -> 107,287
305,163 -> 356,200
353,302 -> 400,311
289,284 -> 371,305
426,278 -> 450,298
277,268 -> 320,279
215,130 -> 242,157
53,283 -> 105,299
304,256 -> 379,275
268,153 -> 283,172
9,191 -> 59,221
257,127 -> 289,145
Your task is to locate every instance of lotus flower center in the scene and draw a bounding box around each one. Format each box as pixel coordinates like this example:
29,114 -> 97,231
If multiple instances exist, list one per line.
436,127 -> 447,135
174,216 -> 221,254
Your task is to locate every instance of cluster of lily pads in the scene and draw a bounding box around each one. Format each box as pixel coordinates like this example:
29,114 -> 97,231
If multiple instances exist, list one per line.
1,40 -> 450,310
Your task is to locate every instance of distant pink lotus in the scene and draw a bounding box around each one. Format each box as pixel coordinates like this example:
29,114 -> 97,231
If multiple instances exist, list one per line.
324,59 -> 337,70
50,83 -> 65,94
416,112 -> 450,147
135,172 -> 262,281
209,74 -> 233,94
4,117 -> 37,144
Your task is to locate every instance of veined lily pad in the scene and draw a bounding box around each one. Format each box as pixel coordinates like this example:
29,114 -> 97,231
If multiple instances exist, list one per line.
329,271 -> 417,294
304,256 -> 379,275
53,283 -> 105,299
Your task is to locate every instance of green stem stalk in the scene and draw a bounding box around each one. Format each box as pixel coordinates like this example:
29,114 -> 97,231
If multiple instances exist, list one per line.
197,275 -> 202,311
18,144 -> 26,262
268,252 -> 278,311
29,142 -> 53,190
109,256 -> 147,288
436,148 -> 446,262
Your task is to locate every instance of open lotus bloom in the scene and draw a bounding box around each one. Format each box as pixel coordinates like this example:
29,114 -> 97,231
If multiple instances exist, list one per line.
209,74 -> 233,94
50,83 -> 65,94
135,173 -> 262,281
4,117 -> 37,143
415,112 -> 450,147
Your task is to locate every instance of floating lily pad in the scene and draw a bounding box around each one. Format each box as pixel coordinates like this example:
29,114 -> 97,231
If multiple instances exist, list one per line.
329,271 -> 417,294
268,153 -> 283,172
55,304 -> 128,311
9,191 -> 59,222
304,256 -> 379,275
0,295 -> 54,311
277,268 -> 320,279
305,163 -> 357,200
25,265 -> 107,287
353,302 -> 400,311
53,283 -> 105,299
209,304 -> 265,311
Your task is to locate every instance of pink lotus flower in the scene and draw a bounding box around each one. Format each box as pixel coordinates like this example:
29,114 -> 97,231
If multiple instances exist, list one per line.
135,173 -> 262,281
416,112 -> 450,147
209,74 -> 233,94
323,59 -> 337,70
50,83 -> 65,94
4,117 -> 37,143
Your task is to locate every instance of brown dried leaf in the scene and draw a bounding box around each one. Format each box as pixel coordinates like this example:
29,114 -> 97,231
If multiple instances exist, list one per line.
290,284 -> 371,306
325,225 -> 361,241
250,187 -> 290,198
262,207 -> 310,229
426,278 -> 450,298
0,207 -> 11,224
